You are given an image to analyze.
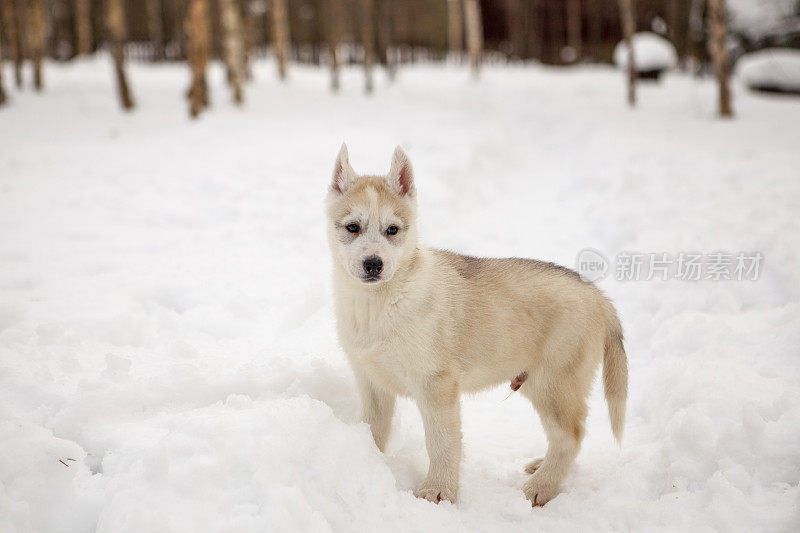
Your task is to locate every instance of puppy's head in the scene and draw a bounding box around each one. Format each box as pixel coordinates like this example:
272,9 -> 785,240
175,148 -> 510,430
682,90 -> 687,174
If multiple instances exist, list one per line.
326,144 -> 418,286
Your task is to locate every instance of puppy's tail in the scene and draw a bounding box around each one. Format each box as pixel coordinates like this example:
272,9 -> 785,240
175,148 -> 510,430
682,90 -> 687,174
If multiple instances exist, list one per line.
602,316 -> 628,444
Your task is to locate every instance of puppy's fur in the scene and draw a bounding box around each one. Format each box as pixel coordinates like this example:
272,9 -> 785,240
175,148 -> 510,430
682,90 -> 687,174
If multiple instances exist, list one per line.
326,145 -> 628,506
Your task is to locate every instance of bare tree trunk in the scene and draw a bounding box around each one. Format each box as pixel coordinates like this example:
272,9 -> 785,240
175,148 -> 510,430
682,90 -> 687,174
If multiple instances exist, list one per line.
566,0 -> 582,62
506,0 -> 525,60
29,0 -> 45,90
167,0 -> 188,59
687,0 -> 704,73
668,0 -> 679,53
325,0 -> 341,91
1,0 -> 23,86
220,0 -> 245,103
186,0 -> 209,117
528,0 -> 543,61
547,0 -> 565,63
587,0 -> 602,61
74,0 -> 93,55
668,0 -> 690,67
0,33 -> 7,105
392,0 -> 410,61
146,0 -> 165,60
464,0 -> 482,77
360,0 -> 375,93
618,0 -> 636,106
447,0 -> 463,60
52,0 -> 72,60
107,0 -> 134,110
707,0 -> 732,117
377,0 -> 396,81
270,0 -> 289,80
238,0 -> 254,79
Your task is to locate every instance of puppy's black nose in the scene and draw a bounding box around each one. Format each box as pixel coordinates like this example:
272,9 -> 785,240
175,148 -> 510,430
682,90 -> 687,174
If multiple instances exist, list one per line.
363,256 -> 383,276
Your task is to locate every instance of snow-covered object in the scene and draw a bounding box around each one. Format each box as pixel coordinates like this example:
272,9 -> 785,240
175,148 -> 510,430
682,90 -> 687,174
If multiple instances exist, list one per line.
738,48 -> 800,93
614,31 -> 678,72
727,0 -> 797,40
1,59 -> 799,532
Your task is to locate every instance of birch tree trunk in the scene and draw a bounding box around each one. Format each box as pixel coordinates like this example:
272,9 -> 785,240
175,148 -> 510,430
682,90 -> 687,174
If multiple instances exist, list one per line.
447,0 -> 463,61
75,0 -> 92,55
464,0 -> 482,78
360,0 -> 375,93
107,0 -> 134,109
618,0 -> 636,106
146,0 -> 165,60
220,0 -> 245,104
1,0 -> 23,87
566,0 -> 582,62
186,0 -> 209,117
707,0 -> 733,117
325,0 -> 342,91
270,0 -> 289,80
29,0 -> 45,90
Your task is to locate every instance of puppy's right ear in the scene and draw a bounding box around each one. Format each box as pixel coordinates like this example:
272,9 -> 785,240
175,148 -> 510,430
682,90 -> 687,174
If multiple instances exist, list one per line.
331,143 -> 356,194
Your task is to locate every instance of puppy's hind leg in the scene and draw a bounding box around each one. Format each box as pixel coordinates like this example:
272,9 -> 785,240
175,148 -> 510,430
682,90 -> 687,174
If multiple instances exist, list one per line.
521,376 -> 588,506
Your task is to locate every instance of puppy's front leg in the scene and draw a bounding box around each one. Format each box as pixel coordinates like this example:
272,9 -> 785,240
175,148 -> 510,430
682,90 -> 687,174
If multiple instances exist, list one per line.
414,374 -> 462,503
355,372 -> 396,452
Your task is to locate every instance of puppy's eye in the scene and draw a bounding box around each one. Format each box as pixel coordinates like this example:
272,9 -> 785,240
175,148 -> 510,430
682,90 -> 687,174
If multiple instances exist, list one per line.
345,223 -> 360,233
386,225 -> 399,236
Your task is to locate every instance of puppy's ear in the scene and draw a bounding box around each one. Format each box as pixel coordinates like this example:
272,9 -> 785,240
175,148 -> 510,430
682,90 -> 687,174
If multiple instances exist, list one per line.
331,143 -> 356,194
387,146 -> 415,196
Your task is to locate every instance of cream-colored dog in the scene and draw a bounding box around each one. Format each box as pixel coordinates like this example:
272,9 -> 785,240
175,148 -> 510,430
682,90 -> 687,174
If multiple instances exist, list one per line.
326,144 -> 628,506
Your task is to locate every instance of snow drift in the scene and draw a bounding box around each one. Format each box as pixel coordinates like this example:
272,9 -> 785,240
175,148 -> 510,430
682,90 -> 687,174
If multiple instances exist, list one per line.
738,48 -> 800,94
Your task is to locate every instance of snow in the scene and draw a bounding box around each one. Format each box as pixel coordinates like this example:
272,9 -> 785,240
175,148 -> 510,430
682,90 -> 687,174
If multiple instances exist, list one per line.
614,32 -> 678,72
738,49 -> 800,93
1,58 -> 800,532
727,0 -> 798,39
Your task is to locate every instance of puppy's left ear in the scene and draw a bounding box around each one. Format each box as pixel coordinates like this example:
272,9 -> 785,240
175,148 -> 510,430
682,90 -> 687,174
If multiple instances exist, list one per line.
387,146 -> 415,197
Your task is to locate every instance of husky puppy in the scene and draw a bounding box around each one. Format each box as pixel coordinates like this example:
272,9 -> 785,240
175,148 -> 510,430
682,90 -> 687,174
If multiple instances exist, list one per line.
326,144 -> 628,506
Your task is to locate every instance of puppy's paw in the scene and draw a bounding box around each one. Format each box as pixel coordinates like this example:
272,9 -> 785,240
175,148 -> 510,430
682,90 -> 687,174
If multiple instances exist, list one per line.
522,474 -> 560,507
414,478 -> 458,504
523,457 -> 544,474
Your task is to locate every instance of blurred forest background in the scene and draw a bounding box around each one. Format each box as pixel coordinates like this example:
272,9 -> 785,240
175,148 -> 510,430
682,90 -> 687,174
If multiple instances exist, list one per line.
0,0 -> 799,116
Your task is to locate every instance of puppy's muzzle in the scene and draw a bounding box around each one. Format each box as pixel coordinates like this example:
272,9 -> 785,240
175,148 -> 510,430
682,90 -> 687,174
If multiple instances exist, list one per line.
362,255 -> 383,281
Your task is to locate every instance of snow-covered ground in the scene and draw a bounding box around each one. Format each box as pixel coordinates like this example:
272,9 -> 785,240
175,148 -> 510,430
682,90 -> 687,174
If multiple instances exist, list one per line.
1,58 -> 799,532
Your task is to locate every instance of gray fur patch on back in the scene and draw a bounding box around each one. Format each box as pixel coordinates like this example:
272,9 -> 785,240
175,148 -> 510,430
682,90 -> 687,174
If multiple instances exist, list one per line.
433,249 -> 585,282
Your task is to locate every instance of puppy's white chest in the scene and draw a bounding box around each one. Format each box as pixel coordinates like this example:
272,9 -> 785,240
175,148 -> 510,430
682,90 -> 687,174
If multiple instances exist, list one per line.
336,293 -> 434,395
